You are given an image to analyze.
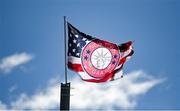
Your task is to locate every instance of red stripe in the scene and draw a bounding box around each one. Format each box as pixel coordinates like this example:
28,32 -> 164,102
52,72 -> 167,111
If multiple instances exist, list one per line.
68,62 -> 84,72
119,57 -> 127,65
83,72 -> 114,83
119,41 -> 132,52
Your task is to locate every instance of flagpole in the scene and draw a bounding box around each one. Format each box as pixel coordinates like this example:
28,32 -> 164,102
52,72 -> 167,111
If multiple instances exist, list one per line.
64,16 -> 68,84
60,16 -> 70,111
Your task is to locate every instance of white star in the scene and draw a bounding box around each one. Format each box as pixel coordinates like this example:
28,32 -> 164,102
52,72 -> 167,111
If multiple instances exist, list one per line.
85,40 -> 90,44
69,43 -> 72,47
75,34 -> 79,38
73,39 -> 77,43
82,38 -> 86,41
72,49 -> 76,52
77,43 -> 80,47
76,53 -> 80,56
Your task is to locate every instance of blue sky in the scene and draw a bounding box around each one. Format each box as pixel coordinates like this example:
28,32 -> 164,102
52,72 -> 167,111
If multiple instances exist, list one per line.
0,0 -> 179,110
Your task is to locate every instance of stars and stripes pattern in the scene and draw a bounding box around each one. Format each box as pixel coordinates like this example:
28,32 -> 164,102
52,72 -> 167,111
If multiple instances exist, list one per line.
67,22 -> 134,83
67,23 -> 93,58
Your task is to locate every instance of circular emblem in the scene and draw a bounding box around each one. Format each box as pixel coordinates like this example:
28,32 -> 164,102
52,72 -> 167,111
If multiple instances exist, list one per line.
91,47 -> 112,70
81,39 -> 120,78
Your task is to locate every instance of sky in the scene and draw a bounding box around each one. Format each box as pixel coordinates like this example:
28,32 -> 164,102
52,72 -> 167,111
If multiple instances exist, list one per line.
0,0 -> 180,110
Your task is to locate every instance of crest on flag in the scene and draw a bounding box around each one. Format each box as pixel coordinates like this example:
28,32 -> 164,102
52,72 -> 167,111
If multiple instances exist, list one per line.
67,22 -> 134,83
81,39 -> 120,78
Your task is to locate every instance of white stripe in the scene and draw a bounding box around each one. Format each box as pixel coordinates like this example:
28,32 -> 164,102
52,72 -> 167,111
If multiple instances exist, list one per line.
125,56 -> 132,62
115,64 -> 122,70
78,72 -> 97,80
113,69 -> 123,79
68,56 -> 81,64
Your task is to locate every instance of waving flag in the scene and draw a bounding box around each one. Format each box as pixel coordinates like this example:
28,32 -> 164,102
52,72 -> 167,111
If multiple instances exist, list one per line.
67,22 -> 134,83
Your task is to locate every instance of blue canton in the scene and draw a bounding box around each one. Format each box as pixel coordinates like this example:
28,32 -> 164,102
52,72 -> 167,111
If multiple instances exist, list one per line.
67,23 -> 93,58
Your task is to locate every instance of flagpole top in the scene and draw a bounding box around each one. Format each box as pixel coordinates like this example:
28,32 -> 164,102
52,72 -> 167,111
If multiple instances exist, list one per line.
64,16 -> 67,21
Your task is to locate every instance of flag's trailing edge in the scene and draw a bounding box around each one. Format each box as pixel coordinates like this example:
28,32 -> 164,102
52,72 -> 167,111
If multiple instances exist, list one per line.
67,22 -> 134,83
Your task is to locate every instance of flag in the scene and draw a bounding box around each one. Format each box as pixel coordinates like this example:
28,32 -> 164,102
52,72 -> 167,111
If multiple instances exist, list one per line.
67,22 -> 134,83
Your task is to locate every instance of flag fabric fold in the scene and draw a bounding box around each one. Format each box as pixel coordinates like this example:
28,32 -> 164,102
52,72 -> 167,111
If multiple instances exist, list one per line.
67,22 -> 134,83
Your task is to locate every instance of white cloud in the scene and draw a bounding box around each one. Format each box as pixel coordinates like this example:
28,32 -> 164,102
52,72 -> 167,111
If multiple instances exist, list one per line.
0,101 -> 7,110
70,70 -> 165,109
10,77 -> 60,110
0,53 -> 33,73
0,70 -> 165,110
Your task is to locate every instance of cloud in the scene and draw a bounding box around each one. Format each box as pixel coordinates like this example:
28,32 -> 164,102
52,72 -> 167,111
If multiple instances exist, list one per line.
0,76 -> 60,111
10,77 -> 60,110
70,70 -> 165,109
0,70 -> 165,110
0,101 -> 7,110
0,53 -> 33,73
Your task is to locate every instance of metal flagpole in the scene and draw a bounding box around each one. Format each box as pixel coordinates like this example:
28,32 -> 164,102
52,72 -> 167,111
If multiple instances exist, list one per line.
64,16 -> 68,84
60,16 -> 71,111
